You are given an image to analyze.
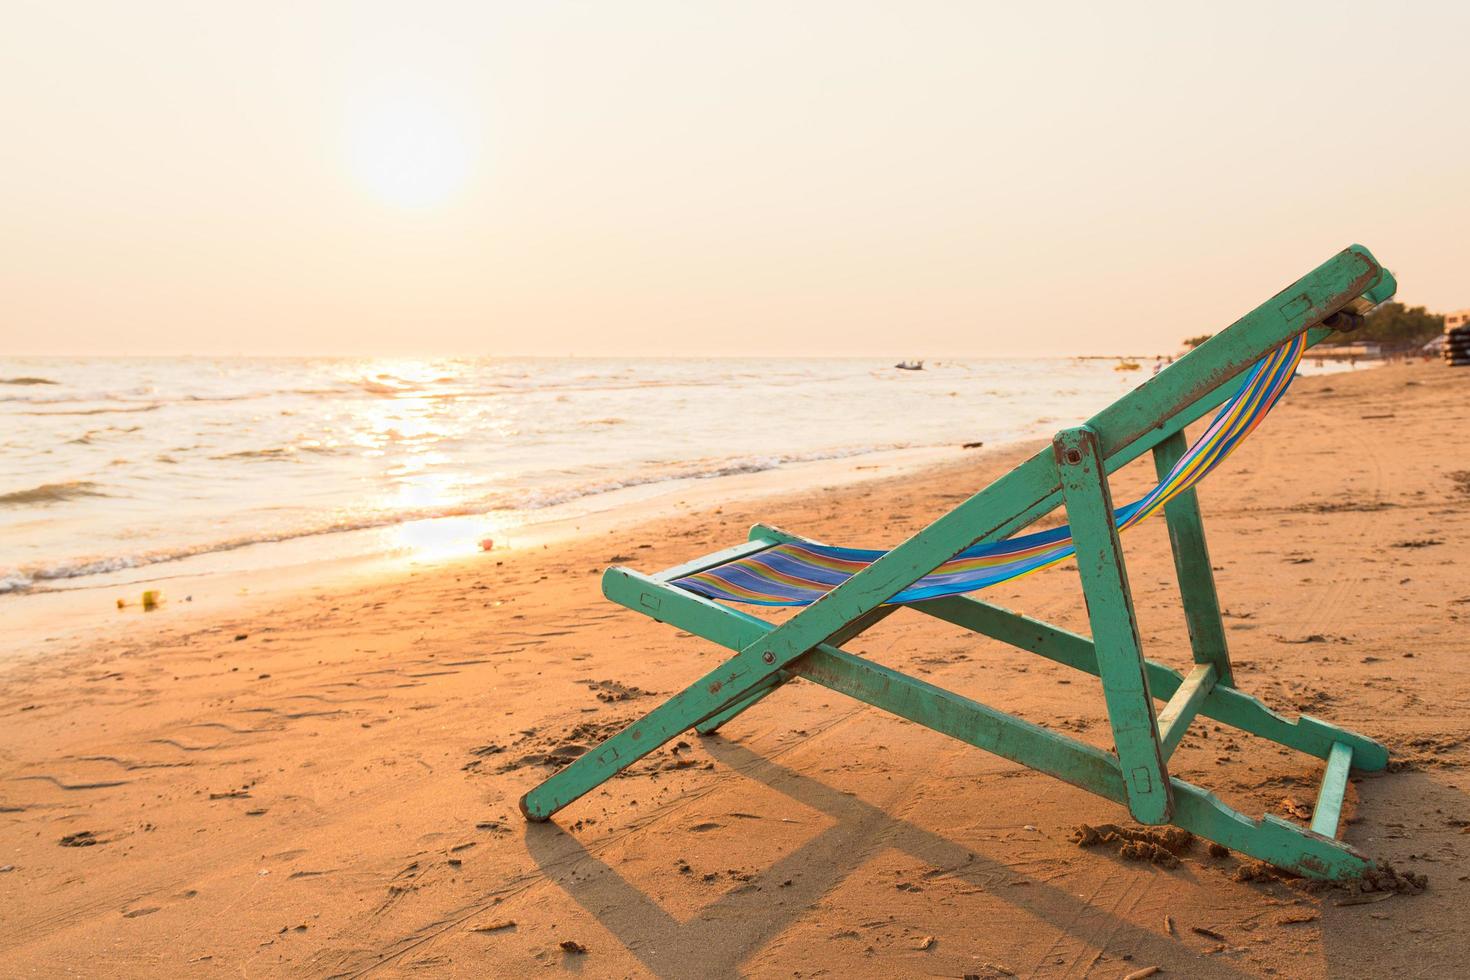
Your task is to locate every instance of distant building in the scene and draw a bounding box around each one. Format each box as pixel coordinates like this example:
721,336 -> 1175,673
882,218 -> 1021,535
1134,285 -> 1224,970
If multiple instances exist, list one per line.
1447,309 -> 1470,332
1314,341 -> 1382,359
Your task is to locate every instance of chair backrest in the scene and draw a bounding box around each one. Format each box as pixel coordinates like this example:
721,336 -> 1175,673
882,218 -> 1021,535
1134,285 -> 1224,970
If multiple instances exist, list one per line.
672,247 -> 1395,606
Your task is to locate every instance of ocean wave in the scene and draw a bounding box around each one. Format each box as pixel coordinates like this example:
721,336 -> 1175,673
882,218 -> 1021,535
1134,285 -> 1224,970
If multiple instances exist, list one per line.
0,480 -> 109,507
0,512 -> 494,593
21,403 -> 163,416
65,424 -> 142,446
359,380 -> 405,395
217,448 -> 294,460
3,389 -> 352,407
1,376 -> 736,409
1,376 -> 59,385
512,446 -> 899,510
210,442 -> 345,461
0,443 -> 900,593
354,377 -> 729,401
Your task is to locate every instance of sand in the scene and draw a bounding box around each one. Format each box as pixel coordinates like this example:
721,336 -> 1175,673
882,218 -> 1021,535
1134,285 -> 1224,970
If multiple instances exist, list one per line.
1,361 -> 1467,978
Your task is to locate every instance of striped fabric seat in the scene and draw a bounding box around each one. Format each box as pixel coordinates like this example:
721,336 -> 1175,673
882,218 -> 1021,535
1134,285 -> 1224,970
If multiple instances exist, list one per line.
674,333 -> 1306,606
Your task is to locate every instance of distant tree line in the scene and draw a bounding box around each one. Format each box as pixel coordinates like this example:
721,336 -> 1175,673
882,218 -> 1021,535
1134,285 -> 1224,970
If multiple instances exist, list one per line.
1352,302 -> 1444,347
1181,302 -> 1447,351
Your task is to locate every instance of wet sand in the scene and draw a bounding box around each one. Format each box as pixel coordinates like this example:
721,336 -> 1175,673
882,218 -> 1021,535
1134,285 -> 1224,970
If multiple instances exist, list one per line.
1,360 -> 1467,978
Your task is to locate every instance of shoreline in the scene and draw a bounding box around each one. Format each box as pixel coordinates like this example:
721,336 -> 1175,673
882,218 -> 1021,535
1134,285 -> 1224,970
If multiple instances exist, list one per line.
0,442 -> 985,661
1,360 -> 1464,977
0,355 -> 1379,605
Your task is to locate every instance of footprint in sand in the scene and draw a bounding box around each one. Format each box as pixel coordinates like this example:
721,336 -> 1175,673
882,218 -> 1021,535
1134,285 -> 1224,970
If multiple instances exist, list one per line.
150,738 -> 230,752
183,721 -> 273,735
13,774 -> 131,791
580,679 -> 654,702
70,755 -> 191,772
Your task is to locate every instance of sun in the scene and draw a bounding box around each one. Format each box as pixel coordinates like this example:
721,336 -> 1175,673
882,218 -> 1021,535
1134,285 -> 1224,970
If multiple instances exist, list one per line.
346,92 -> 474,209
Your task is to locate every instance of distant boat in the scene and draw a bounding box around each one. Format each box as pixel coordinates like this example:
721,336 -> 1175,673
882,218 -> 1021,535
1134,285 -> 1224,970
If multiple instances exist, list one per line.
1114,360 -> 1141,371
894,360 -> 924,371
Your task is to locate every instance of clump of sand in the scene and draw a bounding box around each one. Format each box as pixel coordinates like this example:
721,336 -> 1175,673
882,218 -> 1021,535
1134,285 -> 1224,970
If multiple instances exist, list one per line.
1070,823 -> 1195,867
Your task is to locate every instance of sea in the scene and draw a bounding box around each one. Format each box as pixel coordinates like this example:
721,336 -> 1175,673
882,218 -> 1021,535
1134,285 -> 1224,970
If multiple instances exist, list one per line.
0,355 -> 1362,599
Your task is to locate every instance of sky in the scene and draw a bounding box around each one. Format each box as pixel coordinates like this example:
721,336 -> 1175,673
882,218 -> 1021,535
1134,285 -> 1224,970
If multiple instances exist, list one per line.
2,1 -> 1467,357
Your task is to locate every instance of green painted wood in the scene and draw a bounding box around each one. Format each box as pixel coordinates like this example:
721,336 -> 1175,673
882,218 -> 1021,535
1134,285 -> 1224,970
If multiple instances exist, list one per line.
913,594 -> 1099,672
604,569 -> 1130,801
519,569 -> 788,821
691,669 -> 795,734
1170,785 -> 1369,881
722,249 -> 1381,705
797,643 -> 1369,880
693,606 -> 896,735
1151,429 -> 1234,685
1156,664 -> 1216,759
752,535 -> 1390,771
1311,741 -> 1354,838
521,246 -> 1395,877
598,571 -> 1373,879
794,642 -> 1128,801
750,324 -> 1335,566
1349,244 -> 1397,305
652,537 -> 777,583
1083,250 -> 1381,461
1055,425 -> 1172,824
914,593 -> 1387,769
976,321 -> 1340,547
606,567 -> 770,644
518,676 -> 753,820
526,567 -> 910,819
692,677 -> 783,735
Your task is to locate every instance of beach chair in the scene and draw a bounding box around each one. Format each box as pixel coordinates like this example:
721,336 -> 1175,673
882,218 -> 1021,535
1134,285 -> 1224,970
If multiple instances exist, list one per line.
521,245 -> 1398,881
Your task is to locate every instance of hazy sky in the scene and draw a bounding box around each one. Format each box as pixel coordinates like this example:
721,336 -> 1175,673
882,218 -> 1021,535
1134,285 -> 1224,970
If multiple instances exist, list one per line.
2,1 -> 1466,357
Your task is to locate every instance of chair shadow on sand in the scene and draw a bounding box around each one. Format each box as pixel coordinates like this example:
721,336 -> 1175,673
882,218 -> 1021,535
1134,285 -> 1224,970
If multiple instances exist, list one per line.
525,736 -> 1265,979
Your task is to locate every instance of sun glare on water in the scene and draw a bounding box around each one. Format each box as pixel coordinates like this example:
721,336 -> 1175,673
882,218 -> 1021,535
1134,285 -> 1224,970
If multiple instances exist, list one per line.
346,91 -> 474,209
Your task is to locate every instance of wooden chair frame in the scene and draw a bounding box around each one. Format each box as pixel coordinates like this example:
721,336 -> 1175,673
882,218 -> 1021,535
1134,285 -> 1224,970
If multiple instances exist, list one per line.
520,246 -> 1398,881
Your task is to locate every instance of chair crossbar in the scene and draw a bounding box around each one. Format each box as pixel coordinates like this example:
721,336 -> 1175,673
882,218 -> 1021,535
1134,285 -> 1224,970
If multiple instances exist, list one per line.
743,533 -> 1388,769
905,592 -> 1387,768
1311,742 -> 1355,838
1156,664 -> 1216,759
519,246 -> 1400,882
652,538 -> 776,584
692,672 -> 787,735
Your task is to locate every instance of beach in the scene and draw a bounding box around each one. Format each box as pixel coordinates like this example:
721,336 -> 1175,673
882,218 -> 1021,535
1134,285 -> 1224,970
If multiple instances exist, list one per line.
1,359 -> 1466,977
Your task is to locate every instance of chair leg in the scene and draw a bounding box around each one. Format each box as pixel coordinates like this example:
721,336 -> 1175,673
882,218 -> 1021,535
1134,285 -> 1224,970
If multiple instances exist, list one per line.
693,606 -> 898,735
1152,429 -> 1234,685
694,675 -> 785,735
1056,426 -> 1173,825
522,575 -> 896,820
519,653 -> 783,821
